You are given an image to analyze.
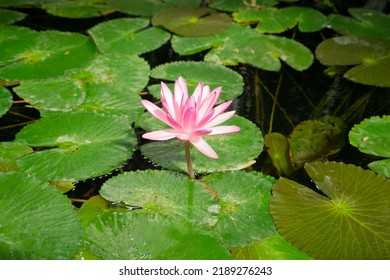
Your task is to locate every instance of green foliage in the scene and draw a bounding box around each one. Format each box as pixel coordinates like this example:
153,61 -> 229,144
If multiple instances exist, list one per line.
0,172 -> 83,259
271,161 -> 390,259
0,141 -> 32,172
172,23 -> 314,71
43,0 -> 113,19
152,6 -> 231,37
349,115 -> 390,177
0,8 -> 26,25
0,86 -> 12,116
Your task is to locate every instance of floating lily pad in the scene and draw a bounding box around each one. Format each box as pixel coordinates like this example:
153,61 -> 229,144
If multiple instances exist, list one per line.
140,115 -> 263,174
15,111 -> 136,181
234,7 -> 326,33
316,36 -> 390,87
0,86 -> 12,116
88,18 -> 170,55
232,234 -> 311,260
106,0 -> 201,17
0,8 -> 26,25
0,172 -> 83,259
149,61 -> 244,102
84,211 -> 232,260
14,54 -> 149,119
152,6 -> 231,37
43,0 -> 113,18
270,161 -> 390,259
327,8 -> 390,38
0,141 -> 32,172
0,28 -> 97,82
349,115 -> 390,177
172,23 -> 313,71
264,132 -> 294,176
201,171 -> 277,247
99,170 -> 216,226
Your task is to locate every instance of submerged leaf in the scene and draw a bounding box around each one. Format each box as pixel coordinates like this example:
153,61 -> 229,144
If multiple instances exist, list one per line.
264,132 -> 294,176
0,172 -> 83,259
152,6 -> 231,37
270,161 -> 390,259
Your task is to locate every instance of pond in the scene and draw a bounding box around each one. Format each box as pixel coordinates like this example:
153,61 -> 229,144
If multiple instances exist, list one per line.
0,0 -> 389,260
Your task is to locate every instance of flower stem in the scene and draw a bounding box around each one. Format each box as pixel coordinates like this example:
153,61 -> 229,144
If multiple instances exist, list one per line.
184,142 -> 195,179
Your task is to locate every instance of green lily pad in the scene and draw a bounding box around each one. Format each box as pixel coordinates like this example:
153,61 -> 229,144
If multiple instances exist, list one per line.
99,170 -> 216,226
264,132 -> 294,176
327,8 -> 390,38
0,8 -> 26,25
172,23 -> 313,71
349,115 -> 390,157
349,115 -> 390,177
139,115 -> 263,174
84,211 -> 232,260
201,171 -> 277,247
289,119 -> 344,169
316,36 -> 390,87
152,6 -> 231,37
14,54 -> 149,118
43,0 -> 113,19
0,141 -> 32,172
234,7 -> 326,33
88,18 -> 170,55
15,111 -> 136,181
232,234 -> 311,260
0,28 -> 97,82
0,172 -> 83,259
0,86 -> 12,116
149,61 -> 244,102
106,0 -> 201,17
270,161 -> 390,259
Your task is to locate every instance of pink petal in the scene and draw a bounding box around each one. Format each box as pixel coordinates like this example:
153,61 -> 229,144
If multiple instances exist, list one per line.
191,82 -> 203,106
141,100 -> 169,126
204,110 -> 236,128
208,125 -> 240,135
182,106 -> 197,131
190,136 -> 218,159
197,90 -> 220,121
161,82 -> 178,120
142,129 -> 179,140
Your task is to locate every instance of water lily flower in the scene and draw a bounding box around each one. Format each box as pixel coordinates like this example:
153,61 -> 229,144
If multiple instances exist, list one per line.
141,76 -> 240,178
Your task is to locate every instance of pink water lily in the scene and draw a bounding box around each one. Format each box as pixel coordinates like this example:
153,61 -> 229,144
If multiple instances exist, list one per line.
141,76 -> 240,160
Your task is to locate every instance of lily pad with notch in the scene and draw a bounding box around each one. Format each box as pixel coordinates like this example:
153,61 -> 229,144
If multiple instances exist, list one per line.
270,161 -> 390,259
15,111 -> 137,181
88,18 -> 170,55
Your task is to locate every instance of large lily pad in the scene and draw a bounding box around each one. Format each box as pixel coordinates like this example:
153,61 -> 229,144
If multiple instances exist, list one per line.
0,172 -> 83,259
234,7 -> 326,33
349,115 -> 390,177
0,27 -> 97,82
152,6 -> 231,37
88,18 -> 170,55
0,86 -> 12,116
84,211 -> 232,260
106,0 -> 201,17
172,23 -> 313,71
316,36 -> 390,87
139,115 -> 263,174
15,111 -> 136,181
327,8 -> 390,38
270,161 -> 390,259
209,0 -> 278,11
149,61 -> 244,102
14,54 -> 149,119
